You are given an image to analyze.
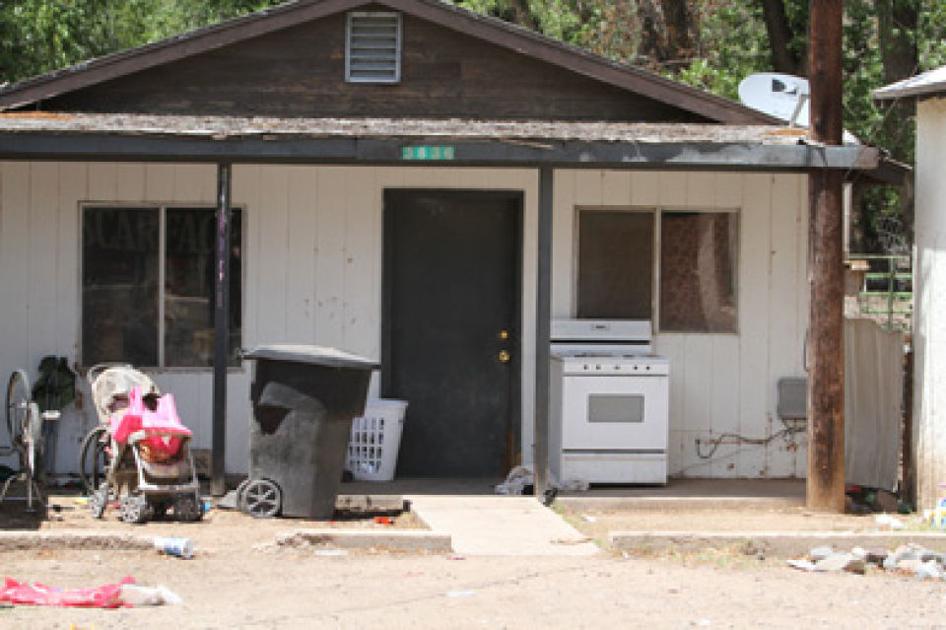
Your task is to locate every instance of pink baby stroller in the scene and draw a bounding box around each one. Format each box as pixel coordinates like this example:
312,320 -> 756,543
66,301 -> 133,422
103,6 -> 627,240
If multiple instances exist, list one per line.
81,364 -> 202,524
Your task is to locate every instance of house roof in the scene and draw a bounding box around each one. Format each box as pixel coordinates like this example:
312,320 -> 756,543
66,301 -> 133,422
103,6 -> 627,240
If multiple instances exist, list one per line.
0,112 -> 811,144
0,0 -> 774,125
874,65 -> 946,100
0,112 -> 906,185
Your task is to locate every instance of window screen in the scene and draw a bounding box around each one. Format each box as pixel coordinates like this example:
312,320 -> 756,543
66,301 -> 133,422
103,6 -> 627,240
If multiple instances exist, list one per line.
660,212 -> 737,332
346,12 -> 401,83
82,207 -> 160,366
577,210 -> 654,319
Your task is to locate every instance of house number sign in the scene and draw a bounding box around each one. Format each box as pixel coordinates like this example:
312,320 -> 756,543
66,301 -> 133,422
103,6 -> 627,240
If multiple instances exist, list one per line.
401,145 -> 456,161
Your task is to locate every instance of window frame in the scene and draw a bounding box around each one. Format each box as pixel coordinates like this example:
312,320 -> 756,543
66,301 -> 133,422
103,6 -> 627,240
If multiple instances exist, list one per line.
345,11 -> 403,84
574,205 -> 740,335
78,202 -> 247,372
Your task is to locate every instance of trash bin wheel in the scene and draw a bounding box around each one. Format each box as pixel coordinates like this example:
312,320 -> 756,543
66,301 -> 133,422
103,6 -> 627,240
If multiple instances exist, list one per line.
120,494 -> 151,524
235,478 -> 251,508
240,479 -> 281,519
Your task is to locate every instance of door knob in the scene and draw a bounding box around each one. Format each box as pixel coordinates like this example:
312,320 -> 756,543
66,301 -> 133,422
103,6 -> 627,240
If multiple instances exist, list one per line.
498,350 -> 511,364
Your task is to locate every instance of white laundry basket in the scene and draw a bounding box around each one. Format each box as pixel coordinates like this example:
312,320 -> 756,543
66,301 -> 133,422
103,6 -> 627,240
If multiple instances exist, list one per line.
346,399 -> 408,481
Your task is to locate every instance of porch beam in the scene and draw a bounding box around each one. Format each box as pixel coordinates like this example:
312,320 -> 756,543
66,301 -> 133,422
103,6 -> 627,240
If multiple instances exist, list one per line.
211,161 -> 232,497
0,133 -> 885,173
534,166 -> 553,500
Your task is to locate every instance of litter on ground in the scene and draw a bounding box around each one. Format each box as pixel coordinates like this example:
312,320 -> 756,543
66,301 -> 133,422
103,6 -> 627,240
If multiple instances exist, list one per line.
788,543 -> 946,580
0,576 -> 181,608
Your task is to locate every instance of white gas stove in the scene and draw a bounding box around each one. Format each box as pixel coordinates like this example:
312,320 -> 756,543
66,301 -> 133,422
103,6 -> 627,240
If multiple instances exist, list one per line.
549,320 -> 670,485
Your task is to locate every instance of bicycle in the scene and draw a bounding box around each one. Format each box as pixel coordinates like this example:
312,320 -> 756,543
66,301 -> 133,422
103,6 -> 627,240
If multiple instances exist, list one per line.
0,369 -> 59,512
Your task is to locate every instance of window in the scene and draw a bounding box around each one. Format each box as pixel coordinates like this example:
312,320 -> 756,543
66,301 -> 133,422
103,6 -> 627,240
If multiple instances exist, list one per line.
577,211 -> 653,319
346,12 -> 402,83
576,208 -> 738,333
660,212 -> 737,333
82,206 -> 242,368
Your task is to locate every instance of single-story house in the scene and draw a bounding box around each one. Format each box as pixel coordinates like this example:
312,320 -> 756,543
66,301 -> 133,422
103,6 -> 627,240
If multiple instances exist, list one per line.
0,0 -> 902,485
876,65 -> 946,509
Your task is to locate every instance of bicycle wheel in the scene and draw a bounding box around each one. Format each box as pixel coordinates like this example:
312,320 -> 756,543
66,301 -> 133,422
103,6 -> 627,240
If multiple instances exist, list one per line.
5,369 -> 31,450
25,402 -> 43,477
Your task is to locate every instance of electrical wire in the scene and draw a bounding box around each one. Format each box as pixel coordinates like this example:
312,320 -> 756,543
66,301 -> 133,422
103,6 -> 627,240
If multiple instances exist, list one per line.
694,418 -> 806,460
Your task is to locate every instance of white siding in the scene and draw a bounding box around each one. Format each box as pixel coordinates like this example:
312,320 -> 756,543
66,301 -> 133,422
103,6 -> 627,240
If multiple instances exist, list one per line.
552,170 -> 809,477
913,96 -> 946,509
0,162 -> 807,479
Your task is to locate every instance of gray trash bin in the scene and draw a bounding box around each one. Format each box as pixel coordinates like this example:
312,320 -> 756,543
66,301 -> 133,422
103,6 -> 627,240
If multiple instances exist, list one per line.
241,344 -> 377,519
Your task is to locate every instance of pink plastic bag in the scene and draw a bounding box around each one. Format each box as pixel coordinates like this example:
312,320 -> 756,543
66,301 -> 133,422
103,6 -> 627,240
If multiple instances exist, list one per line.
110,387 -> 192,459
0,576 -> 135,608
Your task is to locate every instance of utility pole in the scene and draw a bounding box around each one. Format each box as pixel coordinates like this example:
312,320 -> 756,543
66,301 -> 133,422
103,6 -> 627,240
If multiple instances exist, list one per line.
806,0 -> 846,512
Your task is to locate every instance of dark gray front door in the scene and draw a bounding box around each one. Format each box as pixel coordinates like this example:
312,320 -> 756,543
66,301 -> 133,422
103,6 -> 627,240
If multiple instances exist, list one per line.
383,190 -> 521,477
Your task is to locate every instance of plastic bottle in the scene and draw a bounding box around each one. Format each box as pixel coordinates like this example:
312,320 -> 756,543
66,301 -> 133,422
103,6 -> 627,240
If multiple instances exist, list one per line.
153,536 -> 194,559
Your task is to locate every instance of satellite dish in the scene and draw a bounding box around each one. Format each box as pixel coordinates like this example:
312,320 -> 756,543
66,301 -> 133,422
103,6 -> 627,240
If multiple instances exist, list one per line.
738,73 -> 810,127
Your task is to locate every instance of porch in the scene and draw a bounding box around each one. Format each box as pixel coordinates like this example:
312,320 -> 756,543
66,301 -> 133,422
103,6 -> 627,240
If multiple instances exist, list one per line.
0,113 -> 906,501
340,476 -> 804,504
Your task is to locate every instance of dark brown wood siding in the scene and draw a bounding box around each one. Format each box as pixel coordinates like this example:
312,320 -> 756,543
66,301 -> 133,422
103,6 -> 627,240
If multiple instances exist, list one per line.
41,13 -> 709,122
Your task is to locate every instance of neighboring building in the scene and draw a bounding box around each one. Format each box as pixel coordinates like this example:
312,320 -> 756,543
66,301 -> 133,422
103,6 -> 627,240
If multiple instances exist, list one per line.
0,0 -> 899,481
876,65 -> 946,509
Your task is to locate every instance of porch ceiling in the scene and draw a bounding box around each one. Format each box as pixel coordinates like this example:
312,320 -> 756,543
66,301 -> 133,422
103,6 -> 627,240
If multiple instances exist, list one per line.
0,112 -> 905,183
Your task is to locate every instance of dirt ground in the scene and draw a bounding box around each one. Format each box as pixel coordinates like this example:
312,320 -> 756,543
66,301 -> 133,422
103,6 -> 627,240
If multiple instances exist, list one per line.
0,492 -> 425,554
1,546 -> 943,629
1,495 -> 944,628
558,504 -> 928,543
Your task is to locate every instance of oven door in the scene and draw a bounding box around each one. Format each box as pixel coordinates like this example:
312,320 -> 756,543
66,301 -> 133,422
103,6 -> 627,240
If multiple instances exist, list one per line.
561,375 -> 668,451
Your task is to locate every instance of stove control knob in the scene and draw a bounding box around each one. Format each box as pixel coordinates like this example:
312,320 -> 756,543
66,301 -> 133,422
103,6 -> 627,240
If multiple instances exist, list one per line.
595,364 -> 601,370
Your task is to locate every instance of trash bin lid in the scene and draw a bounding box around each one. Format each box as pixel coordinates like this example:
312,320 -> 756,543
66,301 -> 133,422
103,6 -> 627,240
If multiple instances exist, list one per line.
242,344 -> 379,370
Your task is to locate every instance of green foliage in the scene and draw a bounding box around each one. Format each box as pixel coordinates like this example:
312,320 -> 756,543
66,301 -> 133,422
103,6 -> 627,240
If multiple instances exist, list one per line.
919,1 -> 946,69
675,3 -> 769,100
0,0 -> 283,85
451,0 -> 638,62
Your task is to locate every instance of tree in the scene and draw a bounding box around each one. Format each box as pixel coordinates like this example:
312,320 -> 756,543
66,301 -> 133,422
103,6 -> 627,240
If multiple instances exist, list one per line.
759,0 -> 807,75
0,0 -> 284,85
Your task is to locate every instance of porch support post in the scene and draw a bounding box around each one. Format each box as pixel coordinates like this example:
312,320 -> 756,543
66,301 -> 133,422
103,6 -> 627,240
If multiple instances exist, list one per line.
806,0 -> 846,512
534,166 -> 553,499
211,161 -> 232,497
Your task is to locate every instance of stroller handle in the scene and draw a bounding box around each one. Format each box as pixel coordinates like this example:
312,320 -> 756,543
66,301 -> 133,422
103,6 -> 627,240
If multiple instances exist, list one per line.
127,429 -> 192,443
85,363 -> 134,387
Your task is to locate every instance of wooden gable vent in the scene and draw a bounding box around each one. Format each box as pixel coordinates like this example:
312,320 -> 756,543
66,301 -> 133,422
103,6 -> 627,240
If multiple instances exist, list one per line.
346,12 -> 402,84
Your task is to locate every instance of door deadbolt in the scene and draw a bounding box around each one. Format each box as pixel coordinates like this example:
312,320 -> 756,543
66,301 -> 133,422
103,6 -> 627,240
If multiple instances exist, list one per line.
498,329 -> 510,340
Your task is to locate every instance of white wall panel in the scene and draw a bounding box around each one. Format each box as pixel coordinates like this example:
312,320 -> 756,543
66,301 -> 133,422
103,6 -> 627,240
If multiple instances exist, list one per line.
0,162 -> 807,479
556,170 -> 809,478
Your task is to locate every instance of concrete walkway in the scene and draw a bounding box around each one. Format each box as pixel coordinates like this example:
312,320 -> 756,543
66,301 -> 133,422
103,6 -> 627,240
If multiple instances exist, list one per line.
408,495 -> 599,556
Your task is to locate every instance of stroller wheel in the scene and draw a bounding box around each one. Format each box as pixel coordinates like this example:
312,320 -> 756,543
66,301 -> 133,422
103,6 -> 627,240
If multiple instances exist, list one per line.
120,494 -> 152,524
240,479 -> 281,519
173,494 -> 203,522
150,499 -> 171,520
88,485 -> 109,519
